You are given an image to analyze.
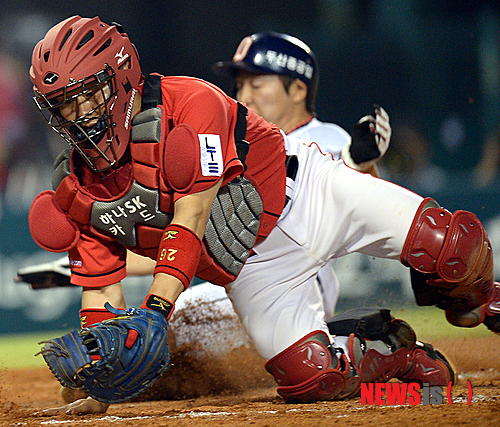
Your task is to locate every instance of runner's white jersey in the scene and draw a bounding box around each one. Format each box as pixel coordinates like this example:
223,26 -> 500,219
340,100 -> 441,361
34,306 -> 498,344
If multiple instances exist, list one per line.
289,117 -> 350,160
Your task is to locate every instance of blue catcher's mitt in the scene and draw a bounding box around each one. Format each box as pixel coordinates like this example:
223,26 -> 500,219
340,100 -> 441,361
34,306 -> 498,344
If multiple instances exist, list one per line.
37,303 -> 171,403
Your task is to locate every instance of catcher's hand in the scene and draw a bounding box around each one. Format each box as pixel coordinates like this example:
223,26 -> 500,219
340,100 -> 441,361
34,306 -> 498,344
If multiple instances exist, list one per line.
35,397 -> 109,416
342,104 -> 391,171
16,256 -> 71,289
37,303 -> 171,403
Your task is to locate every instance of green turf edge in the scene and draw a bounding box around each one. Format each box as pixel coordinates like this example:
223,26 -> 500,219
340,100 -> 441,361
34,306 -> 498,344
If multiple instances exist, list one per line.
387,305 -> 492,341
0,306 -> 493,370
0,330 -> 73,370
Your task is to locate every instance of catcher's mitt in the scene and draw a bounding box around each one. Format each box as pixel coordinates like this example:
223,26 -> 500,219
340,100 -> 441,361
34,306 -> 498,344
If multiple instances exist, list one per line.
37,304 -> 171,403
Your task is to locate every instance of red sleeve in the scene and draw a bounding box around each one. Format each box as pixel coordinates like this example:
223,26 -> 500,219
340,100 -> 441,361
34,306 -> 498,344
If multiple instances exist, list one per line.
68,229 -> 127,287
160,77 -> 244,202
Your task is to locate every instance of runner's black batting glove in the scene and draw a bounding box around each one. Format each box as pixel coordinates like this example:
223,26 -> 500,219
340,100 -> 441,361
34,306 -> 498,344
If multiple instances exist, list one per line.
342,104 -> 391,171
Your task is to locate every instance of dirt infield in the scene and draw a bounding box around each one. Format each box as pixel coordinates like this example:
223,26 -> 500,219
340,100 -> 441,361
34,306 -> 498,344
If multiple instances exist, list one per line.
1,301 -> 499,426
1,336 -> 499,426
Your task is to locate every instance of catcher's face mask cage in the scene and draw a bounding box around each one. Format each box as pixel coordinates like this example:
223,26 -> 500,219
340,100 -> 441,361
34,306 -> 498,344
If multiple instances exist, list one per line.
29,15 -> 142,173
34,65 -> 120,173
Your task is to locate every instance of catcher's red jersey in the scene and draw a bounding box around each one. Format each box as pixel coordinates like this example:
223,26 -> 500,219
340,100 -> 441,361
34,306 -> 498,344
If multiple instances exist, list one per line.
64,75 -> 287,287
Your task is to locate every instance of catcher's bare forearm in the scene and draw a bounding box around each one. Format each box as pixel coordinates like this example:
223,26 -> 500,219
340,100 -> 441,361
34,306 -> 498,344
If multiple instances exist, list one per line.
149,273 -> 184,304
82,282 -> 126,310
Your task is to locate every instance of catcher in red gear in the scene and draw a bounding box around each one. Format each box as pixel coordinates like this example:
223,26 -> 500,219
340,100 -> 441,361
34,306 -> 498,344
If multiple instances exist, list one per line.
27,16 -> 499,415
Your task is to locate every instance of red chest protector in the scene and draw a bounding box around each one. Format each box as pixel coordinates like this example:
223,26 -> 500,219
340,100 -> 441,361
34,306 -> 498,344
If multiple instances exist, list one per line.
52,148 -> 173,259
29,75 -> 264,285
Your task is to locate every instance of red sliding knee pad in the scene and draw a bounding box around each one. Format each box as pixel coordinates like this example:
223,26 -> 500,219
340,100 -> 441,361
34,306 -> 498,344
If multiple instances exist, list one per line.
402,198 -> 495,327
265,330 -> 360,402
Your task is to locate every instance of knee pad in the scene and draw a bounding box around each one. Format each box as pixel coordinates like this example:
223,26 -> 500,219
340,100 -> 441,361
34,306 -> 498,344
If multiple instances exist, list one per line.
402,198 -> 492,286
402,198 -> 495,327
265,330 -> 360,402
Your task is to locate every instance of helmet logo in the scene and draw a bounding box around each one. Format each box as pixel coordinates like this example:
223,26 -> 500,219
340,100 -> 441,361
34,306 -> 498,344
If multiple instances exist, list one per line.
233,36 -> 253,62
124,89 -> 137,130
115,47 -> 130,66
264,50 -> 314,80
43,72 -> 59,85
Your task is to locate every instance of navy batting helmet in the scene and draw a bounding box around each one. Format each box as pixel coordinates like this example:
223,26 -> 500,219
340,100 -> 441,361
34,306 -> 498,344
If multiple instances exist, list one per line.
213,32 -> 318,112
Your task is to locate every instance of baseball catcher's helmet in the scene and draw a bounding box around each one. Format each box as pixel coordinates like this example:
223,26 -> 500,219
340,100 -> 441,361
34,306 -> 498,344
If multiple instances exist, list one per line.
213,32 -> 318,112
30,16 -> 142,172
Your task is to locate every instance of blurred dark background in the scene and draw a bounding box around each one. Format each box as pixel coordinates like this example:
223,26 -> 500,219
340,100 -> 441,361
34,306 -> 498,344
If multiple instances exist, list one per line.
3,0 -> 500,333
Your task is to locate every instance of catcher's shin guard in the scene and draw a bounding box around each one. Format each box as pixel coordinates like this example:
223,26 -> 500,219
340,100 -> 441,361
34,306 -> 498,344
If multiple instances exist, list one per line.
484,281 -> 500,333
265,331 -> 361,403
327,308 -> 454,387
348,319 -> 454,387
398,341 -> 455,386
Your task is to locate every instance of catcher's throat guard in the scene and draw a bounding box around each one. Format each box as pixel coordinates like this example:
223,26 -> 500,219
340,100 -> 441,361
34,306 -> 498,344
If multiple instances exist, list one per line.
37,303 -> 171,403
